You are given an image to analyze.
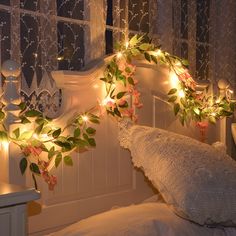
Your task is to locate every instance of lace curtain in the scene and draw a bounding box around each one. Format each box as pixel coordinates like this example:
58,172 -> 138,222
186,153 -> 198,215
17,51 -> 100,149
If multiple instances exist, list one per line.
0,0 -> 236,116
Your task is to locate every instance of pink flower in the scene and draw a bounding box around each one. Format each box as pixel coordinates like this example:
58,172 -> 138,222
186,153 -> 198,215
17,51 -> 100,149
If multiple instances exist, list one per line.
118,99 -> 126,106
22,145 -> 42,157
41,170 -> 57,191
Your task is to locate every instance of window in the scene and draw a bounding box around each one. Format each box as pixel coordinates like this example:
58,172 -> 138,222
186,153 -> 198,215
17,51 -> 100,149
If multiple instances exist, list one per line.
173,0 -> 211,81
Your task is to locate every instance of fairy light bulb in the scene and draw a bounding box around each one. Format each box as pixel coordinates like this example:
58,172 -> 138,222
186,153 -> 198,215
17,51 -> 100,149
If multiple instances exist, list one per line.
211,112 -> 216,117
152,49 -> 162,57
125,41 -> 129,49
170,71 -> 179,88
82,115 -> 89,122
117,52 -> 123,59
178,90 -> 185,98
101,97 -> 115,106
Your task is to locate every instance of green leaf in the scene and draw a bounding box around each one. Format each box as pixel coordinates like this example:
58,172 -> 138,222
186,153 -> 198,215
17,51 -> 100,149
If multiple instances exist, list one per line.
13,128 -> 20,139
209,116 -> 216,124
52,128 -> 61,139
20,116 -> 31,124
30,163 -> 40,174
193,107 -> 200,115
48,146 -> 55,159
35,123 -> 44,135
25,110 -> 42,117
168,96 -> 177,103
230,102 -> 235,111
64,156 -> 73,166
19,158 -> 27,175
86,127 -> 96,135
181,59 -> 189,66
117,91 -> 126,99
114,108 -> 122,117
131,48 -> 140,56
90,118 -> 100,124
129,34 -> 139,46
168,88 -> 177,95
100,77 -> 108,83
174,103 -> 180,116
83,133 -> 89,140
128,77 -> 135,85
151,55 -> 157,64
0,111 -> 5,120
139,43 -> 151,51
55,153 -> 62,168
19,102 -> 26,111
75,138 -> 88,148
88,138 -> 96,147
74,127 -> 81,137
144,52 -> 151,62
20,131 -> 33,140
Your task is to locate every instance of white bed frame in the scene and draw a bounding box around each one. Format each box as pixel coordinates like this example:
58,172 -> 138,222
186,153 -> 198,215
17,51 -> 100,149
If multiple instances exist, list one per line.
0,57 -> 223,235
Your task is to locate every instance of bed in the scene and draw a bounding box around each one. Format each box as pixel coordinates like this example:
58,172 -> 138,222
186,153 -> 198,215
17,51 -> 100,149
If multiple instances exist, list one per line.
25,56 -> 235,235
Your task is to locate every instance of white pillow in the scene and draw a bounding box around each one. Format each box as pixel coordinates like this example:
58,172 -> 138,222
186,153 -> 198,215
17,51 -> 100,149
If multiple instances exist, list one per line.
121,125 -> 236,226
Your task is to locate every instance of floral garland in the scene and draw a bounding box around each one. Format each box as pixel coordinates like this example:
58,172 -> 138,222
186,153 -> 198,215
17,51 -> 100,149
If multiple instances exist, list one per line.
0,34 -> 234,190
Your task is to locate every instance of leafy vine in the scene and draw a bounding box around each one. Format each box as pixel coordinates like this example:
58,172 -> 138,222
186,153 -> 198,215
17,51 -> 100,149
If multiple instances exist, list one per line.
0,34 -> 234,190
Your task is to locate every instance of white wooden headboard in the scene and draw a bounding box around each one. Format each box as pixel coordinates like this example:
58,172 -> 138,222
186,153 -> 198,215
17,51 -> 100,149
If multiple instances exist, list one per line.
28,57 -> 221,235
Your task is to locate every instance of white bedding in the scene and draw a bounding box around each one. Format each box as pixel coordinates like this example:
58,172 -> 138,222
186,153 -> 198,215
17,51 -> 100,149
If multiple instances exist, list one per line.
51,203 -> 236,236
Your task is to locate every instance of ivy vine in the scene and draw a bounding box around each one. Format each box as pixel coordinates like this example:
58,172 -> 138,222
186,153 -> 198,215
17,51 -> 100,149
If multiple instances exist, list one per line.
0,34 -> 234,190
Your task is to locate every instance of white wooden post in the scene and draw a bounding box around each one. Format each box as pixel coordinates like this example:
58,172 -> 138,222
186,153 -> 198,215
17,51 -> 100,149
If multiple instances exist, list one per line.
0,60 -> 24,185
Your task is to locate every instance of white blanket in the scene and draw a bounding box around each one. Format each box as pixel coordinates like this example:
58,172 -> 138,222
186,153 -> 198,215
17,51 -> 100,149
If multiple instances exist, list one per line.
51,203 -> 236,236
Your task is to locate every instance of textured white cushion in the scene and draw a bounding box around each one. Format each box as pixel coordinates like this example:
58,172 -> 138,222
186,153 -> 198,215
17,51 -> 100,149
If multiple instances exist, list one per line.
121,125 -> 236,226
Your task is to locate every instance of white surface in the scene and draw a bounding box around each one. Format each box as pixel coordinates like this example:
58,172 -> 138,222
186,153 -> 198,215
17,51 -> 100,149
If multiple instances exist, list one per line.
50,202 -> 236,236
0,182 -> 40,236
0,182 -> 40,207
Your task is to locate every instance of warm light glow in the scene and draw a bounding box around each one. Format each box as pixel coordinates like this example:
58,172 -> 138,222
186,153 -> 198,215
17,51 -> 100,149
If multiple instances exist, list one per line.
228,89 -> 234,94
117,52 -> 123,59
125,41 -> 129,49
175,61 -> 182,67
170,71 -> 180,88
211,112 -> 216,117
82,115 -> 89,122
152,49 -> 162,57
33,133 -> 38,139
1,141 -> 9,151
178,90 -> 185,98
57,56 -> 64,61
93,84 -> 99,89
101,97 -> 115,106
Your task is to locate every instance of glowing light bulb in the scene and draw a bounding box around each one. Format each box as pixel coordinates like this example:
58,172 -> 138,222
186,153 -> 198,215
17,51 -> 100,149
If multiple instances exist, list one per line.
101,97 -> 115,106
33,133 -> 38,139
117,52 -> 123,59
82,115 -> 89,122
125,41 -> 129,49
178,90 -> 185,98
170,71 -> 179,88
211,112 -> 216,117
1,141 -> 9,151
57,56 -> 64,61
228,89 -> 234,94
175,61 -> 182,67
152,49 -> 162,57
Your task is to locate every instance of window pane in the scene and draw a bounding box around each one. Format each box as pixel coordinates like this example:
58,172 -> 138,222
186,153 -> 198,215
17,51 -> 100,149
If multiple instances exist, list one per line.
196,0 -> 210,43
180,0 -> 188,39
0,10 -> 11,65
0,0 -> 10,5
196,44 -> 209,80
105,29 -> 113,54
20,14 -> 42,86
106,0 -> 113,26
57,22 -> 84,70
129,0 -> 149,32
20,0 -> 39,11
57,0 -> 84,20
